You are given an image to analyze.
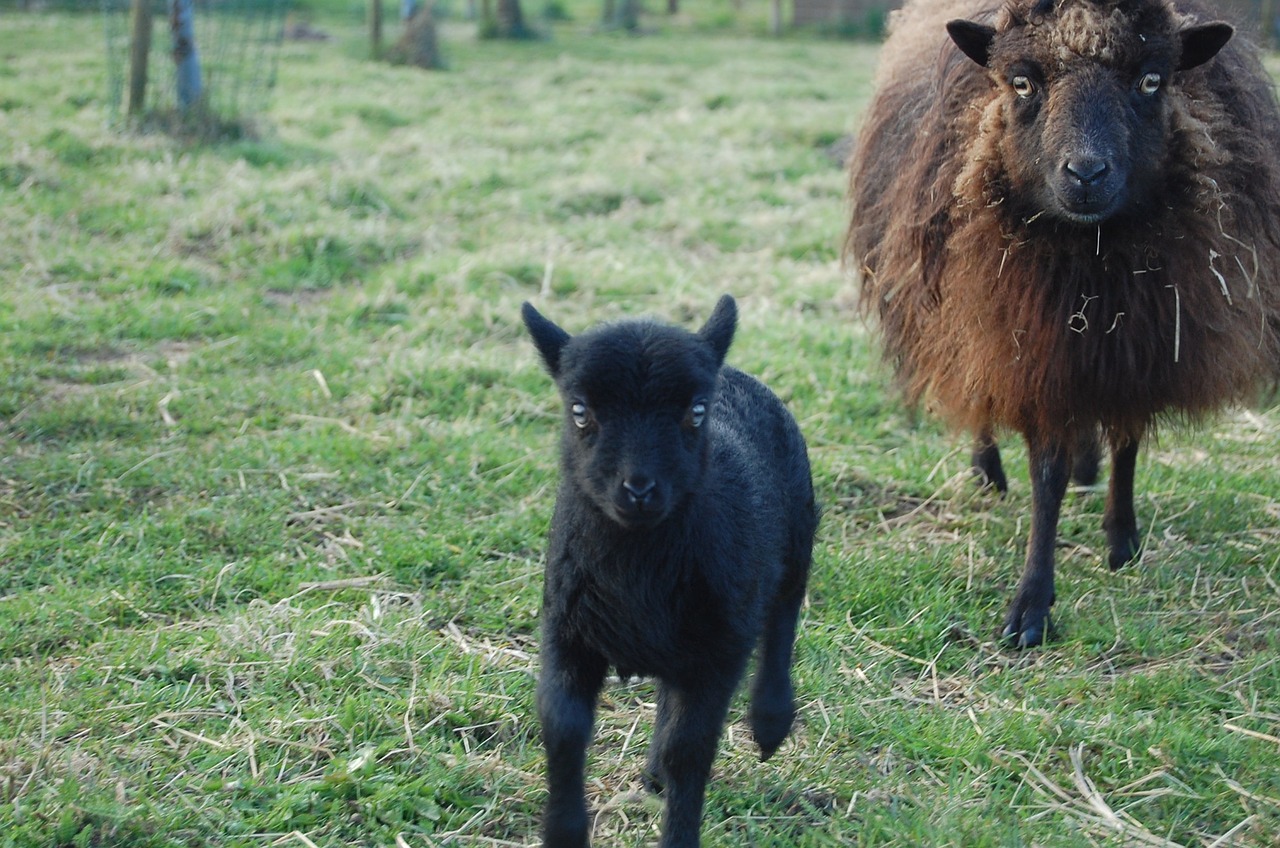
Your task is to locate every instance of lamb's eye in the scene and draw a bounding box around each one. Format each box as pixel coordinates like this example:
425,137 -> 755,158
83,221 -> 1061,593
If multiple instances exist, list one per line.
1011,75 -> 1036,98
570,402 -> 590,429
689,401 -> 707,429
1138,72 -> 1162,95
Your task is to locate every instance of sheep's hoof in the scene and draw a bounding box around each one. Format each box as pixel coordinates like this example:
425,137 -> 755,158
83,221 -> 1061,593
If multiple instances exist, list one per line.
971,438 -> 1008,494
972,464 -> 1009,494
1107,531 -> 1142,571
1001,606 -> 1052,649
1070,432 -> 1102,487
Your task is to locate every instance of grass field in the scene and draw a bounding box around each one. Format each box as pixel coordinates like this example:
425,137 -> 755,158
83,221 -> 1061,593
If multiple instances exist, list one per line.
1,4 -> 1279,846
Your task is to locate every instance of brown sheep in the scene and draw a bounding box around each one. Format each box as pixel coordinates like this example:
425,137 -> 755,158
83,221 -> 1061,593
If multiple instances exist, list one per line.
846,0 -> 1280,647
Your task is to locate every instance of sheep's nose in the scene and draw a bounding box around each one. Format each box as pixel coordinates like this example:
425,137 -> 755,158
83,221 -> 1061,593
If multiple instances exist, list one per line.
1064,157 -> 1108,186
622,476 -> 655,504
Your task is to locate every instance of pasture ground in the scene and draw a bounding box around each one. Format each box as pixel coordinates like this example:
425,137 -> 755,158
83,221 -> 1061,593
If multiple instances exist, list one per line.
1,4 -> 1278,846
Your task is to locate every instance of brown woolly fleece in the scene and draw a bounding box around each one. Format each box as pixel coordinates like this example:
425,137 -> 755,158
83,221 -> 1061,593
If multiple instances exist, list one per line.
846,0 -> 1280,444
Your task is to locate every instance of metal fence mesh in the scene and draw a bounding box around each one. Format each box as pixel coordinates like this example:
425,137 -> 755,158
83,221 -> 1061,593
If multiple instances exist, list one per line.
102,0 -> 289,136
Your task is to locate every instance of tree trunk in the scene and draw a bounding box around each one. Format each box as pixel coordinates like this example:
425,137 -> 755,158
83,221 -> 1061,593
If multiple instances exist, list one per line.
169,0 -> 202,111
494,0 -> 529,37
613,0 -> 638,30
127,0 -> 151,116
667,0 -> 677,13
369,0 -> 383,56
391,4 -> 443,68
769,0 -> 781,36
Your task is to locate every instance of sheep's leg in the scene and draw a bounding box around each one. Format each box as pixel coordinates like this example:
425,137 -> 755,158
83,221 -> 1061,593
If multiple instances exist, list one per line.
972,428 -> 1008,493
1002,436 -> 1070,648
1103,435 -> 1142,571
652,671 -> 743,848
1071,427 -> 1102,487
748,575 -> 806,761
538,638 -> 607,848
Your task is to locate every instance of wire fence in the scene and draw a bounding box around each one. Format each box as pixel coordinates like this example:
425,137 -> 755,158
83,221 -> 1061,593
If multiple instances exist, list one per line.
101,0 -> 289,137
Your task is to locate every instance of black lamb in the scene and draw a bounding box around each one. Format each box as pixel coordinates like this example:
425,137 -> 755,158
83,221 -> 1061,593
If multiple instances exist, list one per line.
522,295 -> 818,848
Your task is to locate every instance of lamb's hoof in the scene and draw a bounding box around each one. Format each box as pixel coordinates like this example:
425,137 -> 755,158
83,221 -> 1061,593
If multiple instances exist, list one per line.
640,763 -> 665,796
1001,605 -> 1052,649
543,811 -> 591,848
754,730 -> 787,763
749,702 -> 795,762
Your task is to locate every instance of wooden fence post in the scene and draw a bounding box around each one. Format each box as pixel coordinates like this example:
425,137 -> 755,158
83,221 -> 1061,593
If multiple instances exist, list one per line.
1261,0 -> 1276,50
370,0 -> 383,57
127,0 -> 152,116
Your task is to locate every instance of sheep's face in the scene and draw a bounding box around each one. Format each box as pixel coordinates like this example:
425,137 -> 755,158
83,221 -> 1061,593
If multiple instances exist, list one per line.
523,297 -> 736,530
947,0 -> 1232,226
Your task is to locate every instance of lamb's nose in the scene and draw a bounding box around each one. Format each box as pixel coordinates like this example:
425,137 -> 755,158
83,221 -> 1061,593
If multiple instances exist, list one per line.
1064,157 -> 1108,185
622,476 -> 655,504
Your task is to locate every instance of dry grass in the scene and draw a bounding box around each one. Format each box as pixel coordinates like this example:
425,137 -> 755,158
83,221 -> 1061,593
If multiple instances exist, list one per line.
1,5 -> 1278,847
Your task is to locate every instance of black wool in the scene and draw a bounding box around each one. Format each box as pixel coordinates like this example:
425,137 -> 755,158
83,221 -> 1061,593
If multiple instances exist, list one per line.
523,295 -> 818,848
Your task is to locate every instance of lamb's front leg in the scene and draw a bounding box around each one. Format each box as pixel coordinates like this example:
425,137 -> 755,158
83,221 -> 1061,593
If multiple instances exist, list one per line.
538,638 -> 607,848
642,686 -> 671,794
651,669 -> 743,848
1103,434 -> 1142,571
1002,435 -> 1070,648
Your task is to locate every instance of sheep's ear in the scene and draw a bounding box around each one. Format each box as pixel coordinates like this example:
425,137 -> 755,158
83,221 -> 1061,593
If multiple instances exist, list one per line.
522,302 -> 571,377
1177,22 -> 1232,70
697,295 -> 737,367
947,19 -> 996,67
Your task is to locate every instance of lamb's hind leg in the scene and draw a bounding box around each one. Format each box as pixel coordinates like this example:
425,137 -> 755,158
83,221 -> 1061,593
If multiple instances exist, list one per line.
1103,434 -> 1142,571
748,576 -> 806,761
1002,435 -> 1070,648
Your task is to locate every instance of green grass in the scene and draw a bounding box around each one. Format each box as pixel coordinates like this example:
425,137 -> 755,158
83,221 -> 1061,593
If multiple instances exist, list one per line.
2,6 -> 1279,847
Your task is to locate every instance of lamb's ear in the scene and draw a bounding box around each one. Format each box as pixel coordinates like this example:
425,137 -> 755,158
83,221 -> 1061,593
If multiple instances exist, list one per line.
947,20 -> 996,67
521,302 -> 571,377
697,295 -> 737,367
1177,22 -> 1232,70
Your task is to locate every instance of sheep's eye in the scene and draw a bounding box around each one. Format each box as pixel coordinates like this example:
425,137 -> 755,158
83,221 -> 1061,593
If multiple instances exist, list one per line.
689,401 -> 707,429
1011,75 -> 1036,98
1137,72 -> 1162,95
570,402 -> 590,429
